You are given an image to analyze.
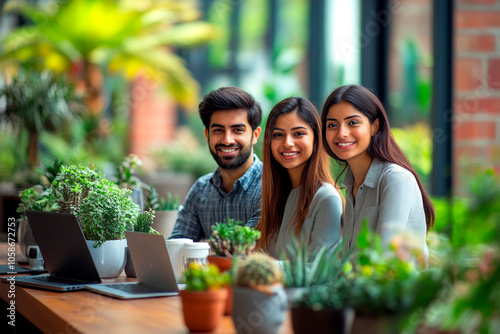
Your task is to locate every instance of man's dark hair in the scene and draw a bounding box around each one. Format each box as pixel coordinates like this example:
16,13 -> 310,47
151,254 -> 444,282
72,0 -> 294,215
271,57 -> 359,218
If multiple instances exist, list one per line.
198,87 -> 262,130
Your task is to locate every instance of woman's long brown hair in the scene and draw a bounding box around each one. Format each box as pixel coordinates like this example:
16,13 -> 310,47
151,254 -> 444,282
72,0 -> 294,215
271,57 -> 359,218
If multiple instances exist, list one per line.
320,85 -> 435,231
257,97 -> 344,251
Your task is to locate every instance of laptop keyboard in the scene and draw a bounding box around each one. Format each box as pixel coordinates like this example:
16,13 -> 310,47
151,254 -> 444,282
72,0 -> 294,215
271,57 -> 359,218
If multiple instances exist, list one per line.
33,275 -> 88,285
107,283 -> 164,294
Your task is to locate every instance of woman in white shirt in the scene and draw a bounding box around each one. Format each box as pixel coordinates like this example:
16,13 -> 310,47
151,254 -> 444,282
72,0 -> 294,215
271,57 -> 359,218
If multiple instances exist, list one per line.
256,97 -> 344,259
321,85 -> 434,266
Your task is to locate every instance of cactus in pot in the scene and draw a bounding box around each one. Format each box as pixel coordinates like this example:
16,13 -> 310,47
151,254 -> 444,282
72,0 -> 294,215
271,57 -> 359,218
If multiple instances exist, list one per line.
232,253 -> 288,334
236,252 -> 283,294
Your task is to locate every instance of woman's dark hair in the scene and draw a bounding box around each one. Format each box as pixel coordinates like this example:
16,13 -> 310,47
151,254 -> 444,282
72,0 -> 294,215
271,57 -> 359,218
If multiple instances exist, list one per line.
198,86 -> 262,130
320,84 -> 435,231
257,97 -> 344,251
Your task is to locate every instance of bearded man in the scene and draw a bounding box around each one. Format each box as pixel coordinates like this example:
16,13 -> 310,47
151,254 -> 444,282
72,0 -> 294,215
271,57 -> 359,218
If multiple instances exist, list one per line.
170,87 -> 263,241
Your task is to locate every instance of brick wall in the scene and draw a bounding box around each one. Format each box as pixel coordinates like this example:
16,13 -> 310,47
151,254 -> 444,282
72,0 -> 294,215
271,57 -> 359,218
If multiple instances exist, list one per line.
454,0 -> 500,193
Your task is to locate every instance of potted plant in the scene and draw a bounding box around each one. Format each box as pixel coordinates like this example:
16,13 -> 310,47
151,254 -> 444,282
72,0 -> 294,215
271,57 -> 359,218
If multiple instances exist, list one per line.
145,185 -> 181,238
232,252 -> 287,334
208,218 -> 261,271
124,208 -> 160,277
208,218 -> 261,315
51,163 -> 140,277
15,160 -> 63,261
18,161 -> 141,277
341,222 -> 445,334
76,177 -> 140,278
179,262 -> 231,332
292,283 -> 354,334
288,239 -> 354,334
280,236 -> 349,307
16,185 -> 58,262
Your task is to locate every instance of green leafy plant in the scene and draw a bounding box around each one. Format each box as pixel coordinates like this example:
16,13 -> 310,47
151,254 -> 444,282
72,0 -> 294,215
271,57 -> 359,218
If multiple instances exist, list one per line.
145,185 -> 181,211
183,262 -> 231,292
281,236 -> 351,288
16,186 -> 58,218
77,178 -> 140,248
296,222 -> 445,322
40,159 -> 65,185
423,169 -> 500,333
340,222 -> 445,316
0,69 -> 84,170
1,0 -> 217,113
51,164 -> 102,214
133,208 -> 159,234
209,218 -> 261,257
0,130 -> 17,182
115,154 -> 143,190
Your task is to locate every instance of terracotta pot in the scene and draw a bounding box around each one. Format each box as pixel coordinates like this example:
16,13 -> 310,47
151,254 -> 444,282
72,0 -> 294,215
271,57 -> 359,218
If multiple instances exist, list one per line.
291,307 -> 354,334
180,288 -> 228,332
207,255 -> 234,315
225,286 -> 233,315
207,255 -> 233,272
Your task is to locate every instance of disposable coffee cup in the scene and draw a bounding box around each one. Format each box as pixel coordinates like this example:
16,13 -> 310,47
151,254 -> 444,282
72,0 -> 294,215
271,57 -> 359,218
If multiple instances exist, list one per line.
182,242 -> 210,273
166,239 -> 193,282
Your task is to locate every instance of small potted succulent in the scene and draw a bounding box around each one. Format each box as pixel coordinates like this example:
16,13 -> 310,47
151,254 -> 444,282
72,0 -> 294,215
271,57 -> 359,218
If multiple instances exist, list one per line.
282,236 -> 352,310
232,252 -> 287,334
179,263 -> 231,332
208,218 -> 261,315
288,239 -> 354,334
208,218 -> 261,271
145,184 -> 181,238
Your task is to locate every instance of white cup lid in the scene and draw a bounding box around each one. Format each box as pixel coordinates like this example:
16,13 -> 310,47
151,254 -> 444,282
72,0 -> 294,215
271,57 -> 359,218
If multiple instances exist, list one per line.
166,238 -> 193,244
183,242 -> 210,250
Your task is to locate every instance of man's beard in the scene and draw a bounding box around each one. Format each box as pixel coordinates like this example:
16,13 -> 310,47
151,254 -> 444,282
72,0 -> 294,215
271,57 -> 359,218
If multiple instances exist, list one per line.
209,141 -> 253,170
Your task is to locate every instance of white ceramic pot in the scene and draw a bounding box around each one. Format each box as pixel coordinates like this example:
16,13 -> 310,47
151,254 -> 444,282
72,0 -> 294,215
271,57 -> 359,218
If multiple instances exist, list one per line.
86,239 -> 127,278
152,210 -> 179,238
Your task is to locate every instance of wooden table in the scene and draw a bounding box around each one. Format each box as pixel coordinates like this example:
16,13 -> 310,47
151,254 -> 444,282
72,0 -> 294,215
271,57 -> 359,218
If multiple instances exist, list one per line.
0,243 -> 292,333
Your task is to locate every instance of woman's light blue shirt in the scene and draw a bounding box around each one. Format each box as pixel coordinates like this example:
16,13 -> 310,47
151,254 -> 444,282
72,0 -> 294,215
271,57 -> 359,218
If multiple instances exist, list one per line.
342,158 -> 429,264
267,183 -> 342,259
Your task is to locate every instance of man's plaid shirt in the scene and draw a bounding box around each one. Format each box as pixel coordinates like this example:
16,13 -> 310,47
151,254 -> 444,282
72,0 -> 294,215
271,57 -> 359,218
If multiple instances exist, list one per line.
170,155 -> 262,241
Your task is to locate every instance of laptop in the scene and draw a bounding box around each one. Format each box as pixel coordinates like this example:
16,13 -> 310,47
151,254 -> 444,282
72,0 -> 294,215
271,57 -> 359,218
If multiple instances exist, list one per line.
1,210 -> 102,291
85,231 -> 179,299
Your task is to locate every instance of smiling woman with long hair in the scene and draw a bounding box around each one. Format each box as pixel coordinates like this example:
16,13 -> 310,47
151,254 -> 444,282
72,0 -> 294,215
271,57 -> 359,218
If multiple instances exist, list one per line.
321,85 -> 434,265
256,97 -> 344,258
